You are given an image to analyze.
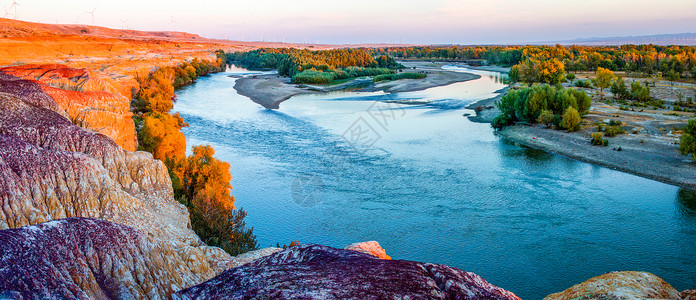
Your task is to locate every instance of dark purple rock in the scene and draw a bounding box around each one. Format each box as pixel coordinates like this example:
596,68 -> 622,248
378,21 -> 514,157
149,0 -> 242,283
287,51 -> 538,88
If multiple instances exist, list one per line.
0,217 -> 180,299
176,244 -> 520,300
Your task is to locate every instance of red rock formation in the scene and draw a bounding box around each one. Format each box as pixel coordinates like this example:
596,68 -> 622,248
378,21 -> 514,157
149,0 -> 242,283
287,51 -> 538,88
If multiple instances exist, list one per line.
0,64 -> 124,94
176,244 -> 520,300
0,65 -> 137,151
344,240 -> 391,260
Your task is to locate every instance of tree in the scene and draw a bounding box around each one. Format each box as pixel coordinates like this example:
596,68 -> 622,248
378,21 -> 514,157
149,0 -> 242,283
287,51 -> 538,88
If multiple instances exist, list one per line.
630,81 -> 651,102
665,70 -> 679,85
138,112 -> 188,160
172,145 -> 258,255
560,106 -> 581,131
595,67 -> 615,100
537,109 -> 554,127
680,118 -> 696,160
508,65 -> 520,82
610,77 -> 629,100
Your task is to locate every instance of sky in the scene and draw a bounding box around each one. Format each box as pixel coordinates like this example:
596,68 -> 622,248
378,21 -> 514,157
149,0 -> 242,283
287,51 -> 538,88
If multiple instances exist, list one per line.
6,0 -> 696,44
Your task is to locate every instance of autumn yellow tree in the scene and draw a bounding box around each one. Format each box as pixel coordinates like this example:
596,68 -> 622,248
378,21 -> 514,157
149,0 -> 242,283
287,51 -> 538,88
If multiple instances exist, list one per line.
537,59 -> 565,84
560,106 -> 581,131
171,145 -> 257,255
137,112 -> 188,160
595,67 -> 615,100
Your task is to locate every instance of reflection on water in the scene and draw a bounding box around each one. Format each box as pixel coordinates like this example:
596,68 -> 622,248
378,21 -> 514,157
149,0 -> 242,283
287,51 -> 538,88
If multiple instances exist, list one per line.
173,66 -> 694,299
677,189 -> 696,221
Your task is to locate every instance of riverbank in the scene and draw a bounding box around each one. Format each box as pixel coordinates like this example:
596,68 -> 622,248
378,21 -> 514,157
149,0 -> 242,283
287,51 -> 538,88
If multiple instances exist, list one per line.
467,83 -> 696,191
498,125 -> 696,190
234,62 -> 480,109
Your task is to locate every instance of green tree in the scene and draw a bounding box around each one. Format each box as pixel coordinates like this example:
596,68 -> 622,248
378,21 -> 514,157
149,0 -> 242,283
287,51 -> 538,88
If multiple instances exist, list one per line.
680,118 -> 696,160
560,106 -> 581,131
610,77 -> 629,100
665,70 -> 679,85
537,109 -> 554,127
595,67 -> 615,100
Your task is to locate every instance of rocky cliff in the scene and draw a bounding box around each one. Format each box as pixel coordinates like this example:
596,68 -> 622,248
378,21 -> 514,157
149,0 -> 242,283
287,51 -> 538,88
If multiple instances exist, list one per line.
175,244 -> 521,300
0,71 -> 239,295
0,64 -> 137,151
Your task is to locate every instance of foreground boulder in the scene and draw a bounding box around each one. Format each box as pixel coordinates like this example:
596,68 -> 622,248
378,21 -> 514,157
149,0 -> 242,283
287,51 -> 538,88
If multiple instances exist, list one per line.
544,271 -> 681,300
176,244 -> 520,300
0,218 -> 192,299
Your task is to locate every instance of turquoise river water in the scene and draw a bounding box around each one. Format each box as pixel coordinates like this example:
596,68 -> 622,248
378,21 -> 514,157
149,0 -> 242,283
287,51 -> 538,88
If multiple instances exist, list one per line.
173,65 -> 696,299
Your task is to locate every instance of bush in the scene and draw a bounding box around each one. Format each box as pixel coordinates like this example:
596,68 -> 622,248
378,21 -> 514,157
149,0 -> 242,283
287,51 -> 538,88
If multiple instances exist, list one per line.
373,72 -> 426,82
610,77 -> 630,100
604,125 -> 625,137
574,80 -> 591,88
630,81 -> 650,102
291,70 -> 336,84
560,106 -> 581,131
537,109 -> 554,127
680,118 -> 696,160
591,132 -> 605,146
565,73 -> 576,81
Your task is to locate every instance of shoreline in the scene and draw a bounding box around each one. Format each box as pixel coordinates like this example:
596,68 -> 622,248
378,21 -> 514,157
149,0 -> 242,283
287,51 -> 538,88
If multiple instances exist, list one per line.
233,63 -> 480,109
467,86 -> 696,191
497,125 -> 696,190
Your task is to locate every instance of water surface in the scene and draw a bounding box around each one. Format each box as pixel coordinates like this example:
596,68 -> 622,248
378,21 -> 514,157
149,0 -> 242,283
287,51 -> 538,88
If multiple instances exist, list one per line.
174,65 -> 696,299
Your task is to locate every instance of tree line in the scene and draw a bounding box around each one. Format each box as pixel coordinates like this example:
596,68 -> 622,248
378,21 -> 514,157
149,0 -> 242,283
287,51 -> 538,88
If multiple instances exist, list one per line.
132,50 -> 258,255
227,48 -> 406,84
372,45 -> 696,81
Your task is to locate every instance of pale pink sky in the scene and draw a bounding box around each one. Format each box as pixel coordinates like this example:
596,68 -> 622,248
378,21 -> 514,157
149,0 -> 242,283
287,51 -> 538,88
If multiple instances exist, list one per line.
7,0 -> 696,44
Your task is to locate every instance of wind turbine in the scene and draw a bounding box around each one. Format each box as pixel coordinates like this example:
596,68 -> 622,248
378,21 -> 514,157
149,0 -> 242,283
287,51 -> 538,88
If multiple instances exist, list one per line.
9,0 -> 18,20
2,5 -> 9,18
85,7 -> 96,26
120,18 -> 129,29
74,15 -> 80,24
168,16 -> 177,31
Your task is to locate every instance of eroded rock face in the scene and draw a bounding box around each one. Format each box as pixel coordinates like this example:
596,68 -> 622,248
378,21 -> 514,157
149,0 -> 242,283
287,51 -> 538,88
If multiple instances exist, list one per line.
0,65 -> 137,151
544,271 -> 681,300
344,240 -> 391,260
175,244 -> 520,300
682,290 -> 696,300
0,218 -> 196,299
0,75 -> 236,296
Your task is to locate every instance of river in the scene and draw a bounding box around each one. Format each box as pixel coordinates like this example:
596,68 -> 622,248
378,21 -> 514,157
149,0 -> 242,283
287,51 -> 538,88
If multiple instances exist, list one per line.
173,65 -> 696,299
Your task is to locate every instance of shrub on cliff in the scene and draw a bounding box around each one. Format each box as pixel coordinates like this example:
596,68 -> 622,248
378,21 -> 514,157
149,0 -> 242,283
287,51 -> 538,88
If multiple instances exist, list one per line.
138,112 -> 188,160
680,118 -> 696,160
170,145 -> 258,255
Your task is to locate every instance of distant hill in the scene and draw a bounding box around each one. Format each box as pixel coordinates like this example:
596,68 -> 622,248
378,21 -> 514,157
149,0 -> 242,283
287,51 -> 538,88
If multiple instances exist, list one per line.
532,33 -> 696,46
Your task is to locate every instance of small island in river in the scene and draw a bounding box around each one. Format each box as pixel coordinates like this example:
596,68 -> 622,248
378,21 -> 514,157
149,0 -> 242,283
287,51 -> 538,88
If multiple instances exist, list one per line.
234,60 -> 480,109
